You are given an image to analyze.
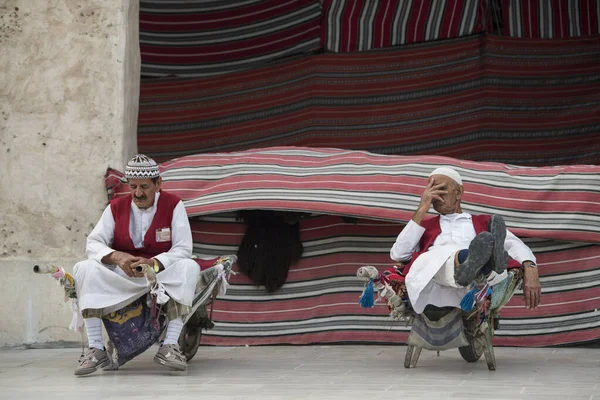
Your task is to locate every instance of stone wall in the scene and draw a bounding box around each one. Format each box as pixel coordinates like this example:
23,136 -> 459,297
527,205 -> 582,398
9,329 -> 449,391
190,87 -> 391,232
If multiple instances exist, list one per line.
0,0 -> 139,346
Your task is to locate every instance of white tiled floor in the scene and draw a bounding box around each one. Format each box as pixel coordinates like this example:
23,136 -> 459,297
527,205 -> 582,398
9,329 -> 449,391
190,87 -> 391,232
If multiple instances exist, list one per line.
0,345 -> 598,399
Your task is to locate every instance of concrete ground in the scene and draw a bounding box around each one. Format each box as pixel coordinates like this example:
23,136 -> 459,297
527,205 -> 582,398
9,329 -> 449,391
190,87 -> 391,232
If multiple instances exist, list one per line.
0,345 -> 598,399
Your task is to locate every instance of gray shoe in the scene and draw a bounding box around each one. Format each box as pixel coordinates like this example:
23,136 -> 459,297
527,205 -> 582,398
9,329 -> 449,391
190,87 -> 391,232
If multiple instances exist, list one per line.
74,347 -> 109,376
154,344 -> 187,371
454,232 -> 494,287
488,215 -> 510,274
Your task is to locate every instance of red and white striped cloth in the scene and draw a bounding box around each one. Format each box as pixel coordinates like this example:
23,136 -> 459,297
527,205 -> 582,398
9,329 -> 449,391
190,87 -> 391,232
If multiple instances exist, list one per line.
105,147 -> 600,346
109,146 -> 600,243
196,214 -> 600,347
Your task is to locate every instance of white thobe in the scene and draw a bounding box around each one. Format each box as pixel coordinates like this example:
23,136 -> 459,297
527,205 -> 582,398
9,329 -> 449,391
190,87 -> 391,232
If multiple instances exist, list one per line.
73,192 -> 200,315
390,213 -> 536,314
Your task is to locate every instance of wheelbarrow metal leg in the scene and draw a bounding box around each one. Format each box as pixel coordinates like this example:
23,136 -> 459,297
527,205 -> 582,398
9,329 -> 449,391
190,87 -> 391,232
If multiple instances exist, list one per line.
404,345 -> 422,368
481,323 -> 497,371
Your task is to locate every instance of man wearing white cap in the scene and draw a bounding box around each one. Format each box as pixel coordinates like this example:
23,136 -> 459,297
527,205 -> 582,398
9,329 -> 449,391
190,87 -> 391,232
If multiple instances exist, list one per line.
390,167 -> 541,315
72,154 -> 199,375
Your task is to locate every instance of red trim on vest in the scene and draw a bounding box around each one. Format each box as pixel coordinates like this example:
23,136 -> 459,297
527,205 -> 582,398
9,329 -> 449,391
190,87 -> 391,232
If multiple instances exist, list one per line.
110,191 -> 181,259
401,214 -> 520,275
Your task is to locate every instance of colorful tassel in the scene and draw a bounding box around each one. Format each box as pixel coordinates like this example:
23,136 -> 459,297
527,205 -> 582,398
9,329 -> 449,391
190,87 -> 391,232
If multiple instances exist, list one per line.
460,286 -> 477,312
358,278 -> 375,308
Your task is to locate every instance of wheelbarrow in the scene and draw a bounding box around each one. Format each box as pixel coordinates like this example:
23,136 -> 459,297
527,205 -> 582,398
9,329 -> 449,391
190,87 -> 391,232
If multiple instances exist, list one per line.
33,255 -> 235,367
356,265 -> 523,370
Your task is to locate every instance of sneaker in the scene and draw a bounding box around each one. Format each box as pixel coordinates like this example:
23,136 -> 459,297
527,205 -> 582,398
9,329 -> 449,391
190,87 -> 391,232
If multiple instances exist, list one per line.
154,344 -> 187,371
74,347 -> 109,376
488,215 -> 510,274
454,232 -> 494,287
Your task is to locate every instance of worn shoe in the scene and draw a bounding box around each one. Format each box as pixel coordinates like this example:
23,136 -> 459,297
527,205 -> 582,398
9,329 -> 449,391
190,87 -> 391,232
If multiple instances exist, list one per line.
454,232 -> 494,287
154,344 -> 187,371
488,215 -> 510,274
74,347 -> 109,376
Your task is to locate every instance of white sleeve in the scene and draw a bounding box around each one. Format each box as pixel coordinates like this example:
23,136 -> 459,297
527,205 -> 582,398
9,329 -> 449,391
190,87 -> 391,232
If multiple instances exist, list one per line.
390,220 -> 426,262
504,229 -> 536,264
86,205 -> 117,263
154,201 -> 193,268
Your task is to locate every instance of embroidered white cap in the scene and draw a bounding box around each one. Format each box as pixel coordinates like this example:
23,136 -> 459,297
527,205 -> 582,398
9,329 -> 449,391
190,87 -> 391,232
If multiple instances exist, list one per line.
429,167 -> 463,185
124,154 -> 160,179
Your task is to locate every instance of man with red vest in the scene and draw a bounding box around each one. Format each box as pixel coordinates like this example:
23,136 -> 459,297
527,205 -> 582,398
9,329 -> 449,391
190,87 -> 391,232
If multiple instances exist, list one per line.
72,154 -> 199,375
390,167 -> 541,315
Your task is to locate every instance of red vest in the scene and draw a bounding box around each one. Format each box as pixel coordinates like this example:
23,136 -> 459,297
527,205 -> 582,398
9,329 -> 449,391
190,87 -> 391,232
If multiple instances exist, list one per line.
402,214 -> 520,276
110,191 -> 181,259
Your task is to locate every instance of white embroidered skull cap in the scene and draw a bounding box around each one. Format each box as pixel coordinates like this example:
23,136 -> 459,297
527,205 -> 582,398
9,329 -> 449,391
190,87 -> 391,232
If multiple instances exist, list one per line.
124,154 -> 160,179
428,167 -> 463,185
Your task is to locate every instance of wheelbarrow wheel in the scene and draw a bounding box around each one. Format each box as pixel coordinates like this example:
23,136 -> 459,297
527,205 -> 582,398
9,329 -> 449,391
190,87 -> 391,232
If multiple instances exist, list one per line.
179,325 -> 202,361
458,334 -> 484,362
177,304 -> 215,362
458,322 -> 484,363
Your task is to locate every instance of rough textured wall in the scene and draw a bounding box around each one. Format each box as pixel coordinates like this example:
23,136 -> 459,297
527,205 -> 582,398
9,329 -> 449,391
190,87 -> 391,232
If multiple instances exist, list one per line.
0,0 -> 139,346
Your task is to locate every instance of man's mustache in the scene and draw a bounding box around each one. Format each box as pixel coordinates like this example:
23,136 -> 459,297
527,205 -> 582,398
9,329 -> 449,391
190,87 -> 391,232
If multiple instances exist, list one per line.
134,195 -> 147,201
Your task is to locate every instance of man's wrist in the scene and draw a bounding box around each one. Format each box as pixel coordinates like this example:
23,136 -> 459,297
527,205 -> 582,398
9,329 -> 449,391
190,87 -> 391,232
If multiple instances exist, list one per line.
417,204 -> 430,214
412,206 -> 430,225
522,260 -> 537,268
101,250 -> 120,265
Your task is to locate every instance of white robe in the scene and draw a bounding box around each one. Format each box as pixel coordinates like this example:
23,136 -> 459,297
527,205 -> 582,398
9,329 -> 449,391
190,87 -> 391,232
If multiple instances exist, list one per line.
390,213 -> 536,314
73,192 -> 200,315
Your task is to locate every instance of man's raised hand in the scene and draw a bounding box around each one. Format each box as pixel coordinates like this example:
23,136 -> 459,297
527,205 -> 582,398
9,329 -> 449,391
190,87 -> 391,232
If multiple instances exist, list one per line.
419,178 -> 447,210
411,178 -> 448,225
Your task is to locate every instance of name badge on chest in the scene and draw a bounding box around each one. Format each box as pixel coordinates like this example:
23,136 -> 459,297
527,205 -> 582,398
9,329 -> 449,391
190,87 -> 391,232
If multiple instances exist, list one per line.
156,227 -> 171,242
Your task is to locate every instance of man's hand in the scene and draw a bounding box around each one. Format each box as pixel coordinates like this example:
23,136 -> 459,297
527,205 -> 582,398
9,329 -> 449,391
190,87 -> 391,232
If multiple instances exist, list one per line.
131,257 -> 157,275
420,178 -> 447,207
412,178 -> 448,224
522,264 -> 541,309
102,251 -> 143,278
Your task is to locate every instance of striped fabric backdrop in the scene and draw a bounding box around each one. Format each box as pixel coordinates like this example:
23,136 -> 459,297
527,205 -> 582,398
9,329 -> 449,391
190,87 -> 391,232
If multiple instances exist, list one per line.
193,214 -> 600,347
138,34 -> 600,166
139,0 -> 323,77
503,0 -> 600,38
322,0 -> 485,52
106,147 -> 600,346
137,1 -> 600,77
